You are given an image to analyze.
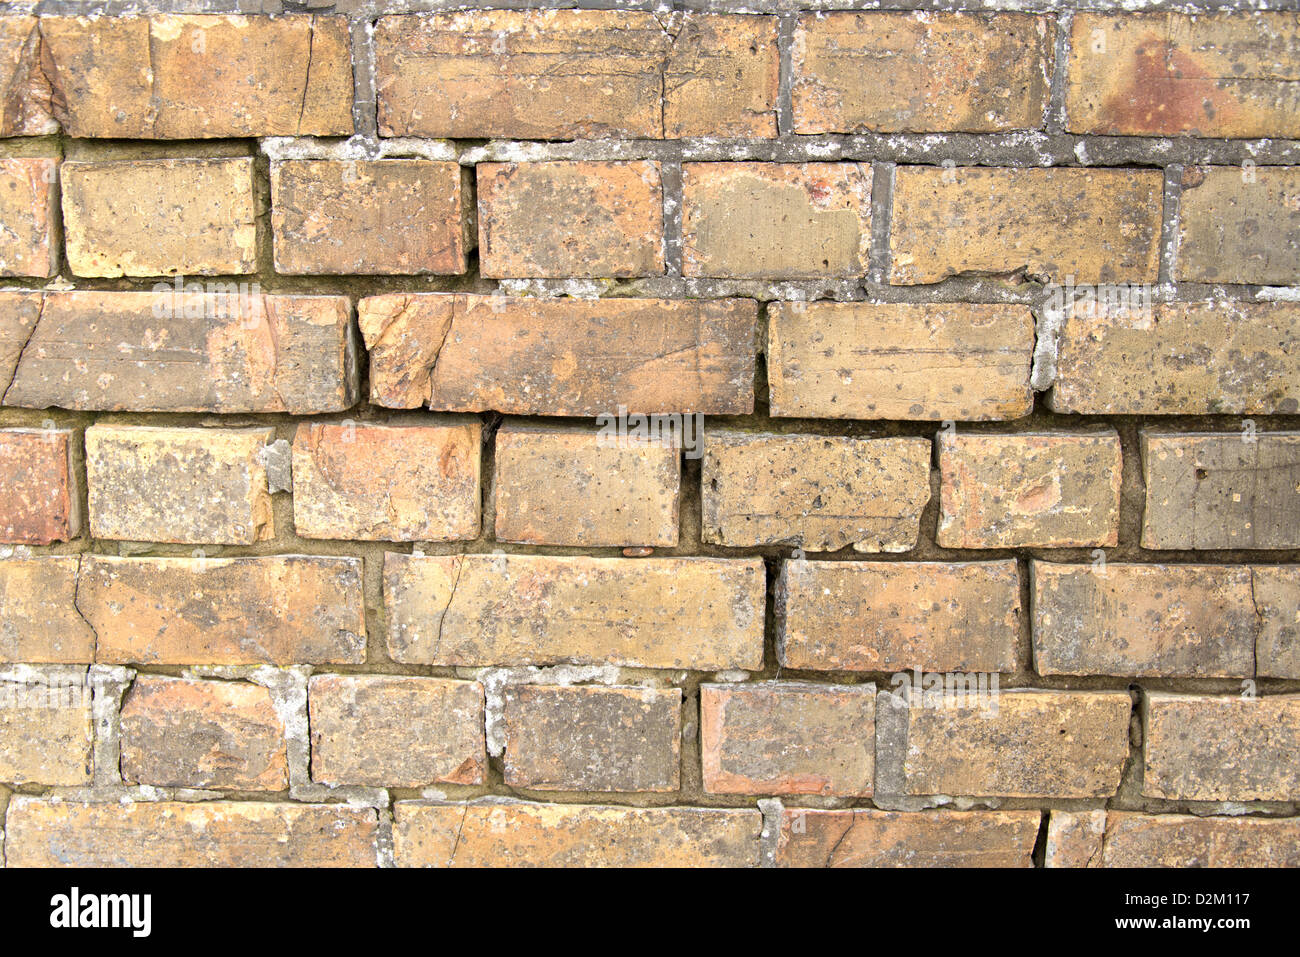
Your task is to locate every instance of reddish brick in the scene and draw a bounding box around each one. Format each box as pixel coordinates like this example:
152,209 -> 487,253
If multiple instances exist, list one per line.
478,161 -> 664,278
0,558 -> 96,663
778,560 -> 1020,673
358,293 -> 755,415
701,682 -> 874,796
120,676 -> 288,791
1096,812 -> 1300,867
0,428 -> 80,545
309,675 -> 485,789
0,157 -> 57,276
291,420 -> 481,542
0,17 -> 57,136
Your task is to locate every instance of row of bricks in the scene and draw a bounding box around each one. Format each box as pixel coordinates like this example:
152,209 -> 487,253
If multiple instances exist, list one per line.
2,292 -> 1297,418
4,669 -> 1299,801
3,554 -> 1298,678
6,799 -> 1298,868
3,156 -> 1295,284
5,421 -> 1300,551
3,12 -> 1299,142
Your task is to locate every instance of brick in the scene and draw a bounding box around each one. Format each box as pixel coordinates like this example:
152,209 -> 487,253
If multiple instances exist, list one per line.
375,12 -> 776,140
291,420 -> 481,542
1067,13 -> 1300,138
34,14 -> 353,138
890,166 -> 1162,284
502,685 -> 681,792
778,560 -> 1020,673
937,431 -> 1122,548
119,676 -> 287,791
358,293 -> 755,415
1031,562 -> 1257,679
0,667 -> 92,786
1044,810 -> 1107,868
775,808 -> 1039,868
701,682 -> 874,796
4,798 -> 376,867
0,157 -> 57,276
885,689 -> 1131,798
85,424 -> 275,545
478,161 -> 664,278
0,558 -> 96,663
271,160 -> 474,275
1049,300 -> 1300,415
2,290 -> 358,414
767,301 -> 1035,421
0,428 -> 80,545
62,158 -> 256,277
1256,566 -> 1300,679
792,12 -> 1052,134
384,553 -> 764,670
1178,166 -> 1300,285
1095,812 -> 1300,868
82,555 -> 366,666
702,431 -> 931,552
682,162 -> 872,279
1143,693 -> 1300,802
1140,430 -> 1300,550
0,18 -> 57,136
309,675 -> 485,789
494,425 -> 679,548
393,802 -> 760,867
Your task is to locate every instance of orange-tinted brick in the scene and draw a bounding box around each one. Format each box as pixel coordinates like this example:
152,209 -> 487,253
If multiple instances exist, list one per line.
776,808 -> 1039,867
0,428 -> 81,545
0,157 -> 57,276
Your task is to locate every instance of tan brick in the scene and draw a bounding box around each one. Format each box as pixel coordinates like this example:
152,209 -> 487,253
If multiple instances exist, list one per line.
393,802 -> 760,867
86,424 -> 274,545
503,685 -> 681,792
890,166 -> 1162,284
1141,430 -> 1300,549
120,676 -> 288,791
384,553 -> 764,670
0,667 -> 92,786
701,682 -> 874,797
767,301 -> 1035,421
1144,693 -> 1300,802
775,809 -> 1039,868
2,290 -> 358,414
1067,13 -> 1300,138
0,157 -> 57,276
886,689 -> 1132,798
1097,812 -> 1300,867
35,15 -> 353,138
0,18 -> 57,136
0,428 -> 80,545
793,12 -> 1052,134
1044,810 -> 1107,868
1032,562 -> 1257,679
1049,300 -> 1300,415
4,798 -> 377,867
1178,166 -> 1300,285
682,162 -> 872,279
292,420 -> 481,542
271,160 -> 473,275
478,161 -> 664,278
62,158 -> 256,277
778,560 -> 1020,673
82,555 -> 366,666
376,12 -> 776,140
494,425 -> 679,548
937,431 -> 1122,548
703,432 -> 930,552
0,558 -> 96,663
309,675 -> 485,789
358,293 -> 755,415
1256,566 -> 1300,679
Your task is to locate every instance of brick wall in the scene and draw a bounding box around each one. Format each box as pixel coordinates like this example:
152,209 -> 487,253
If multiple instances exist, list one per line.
0,2 -> 1298,869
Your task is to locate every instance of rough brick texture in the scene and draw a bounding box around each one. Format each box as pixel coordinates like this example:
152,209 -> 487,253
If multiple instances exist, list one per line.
0,428 -> 81,544
0,157 -> 57,276
776,809 -> 1039,867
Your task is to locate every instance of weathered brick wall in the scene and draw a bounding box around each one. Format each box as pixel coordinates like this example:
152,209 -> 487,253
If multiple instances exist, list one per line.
0,1 -> 1298,868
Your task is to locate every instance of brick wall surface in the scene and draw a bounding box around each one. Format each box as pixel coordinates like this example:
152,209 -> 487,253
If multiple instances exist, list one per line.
0,1 -> 1298,870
